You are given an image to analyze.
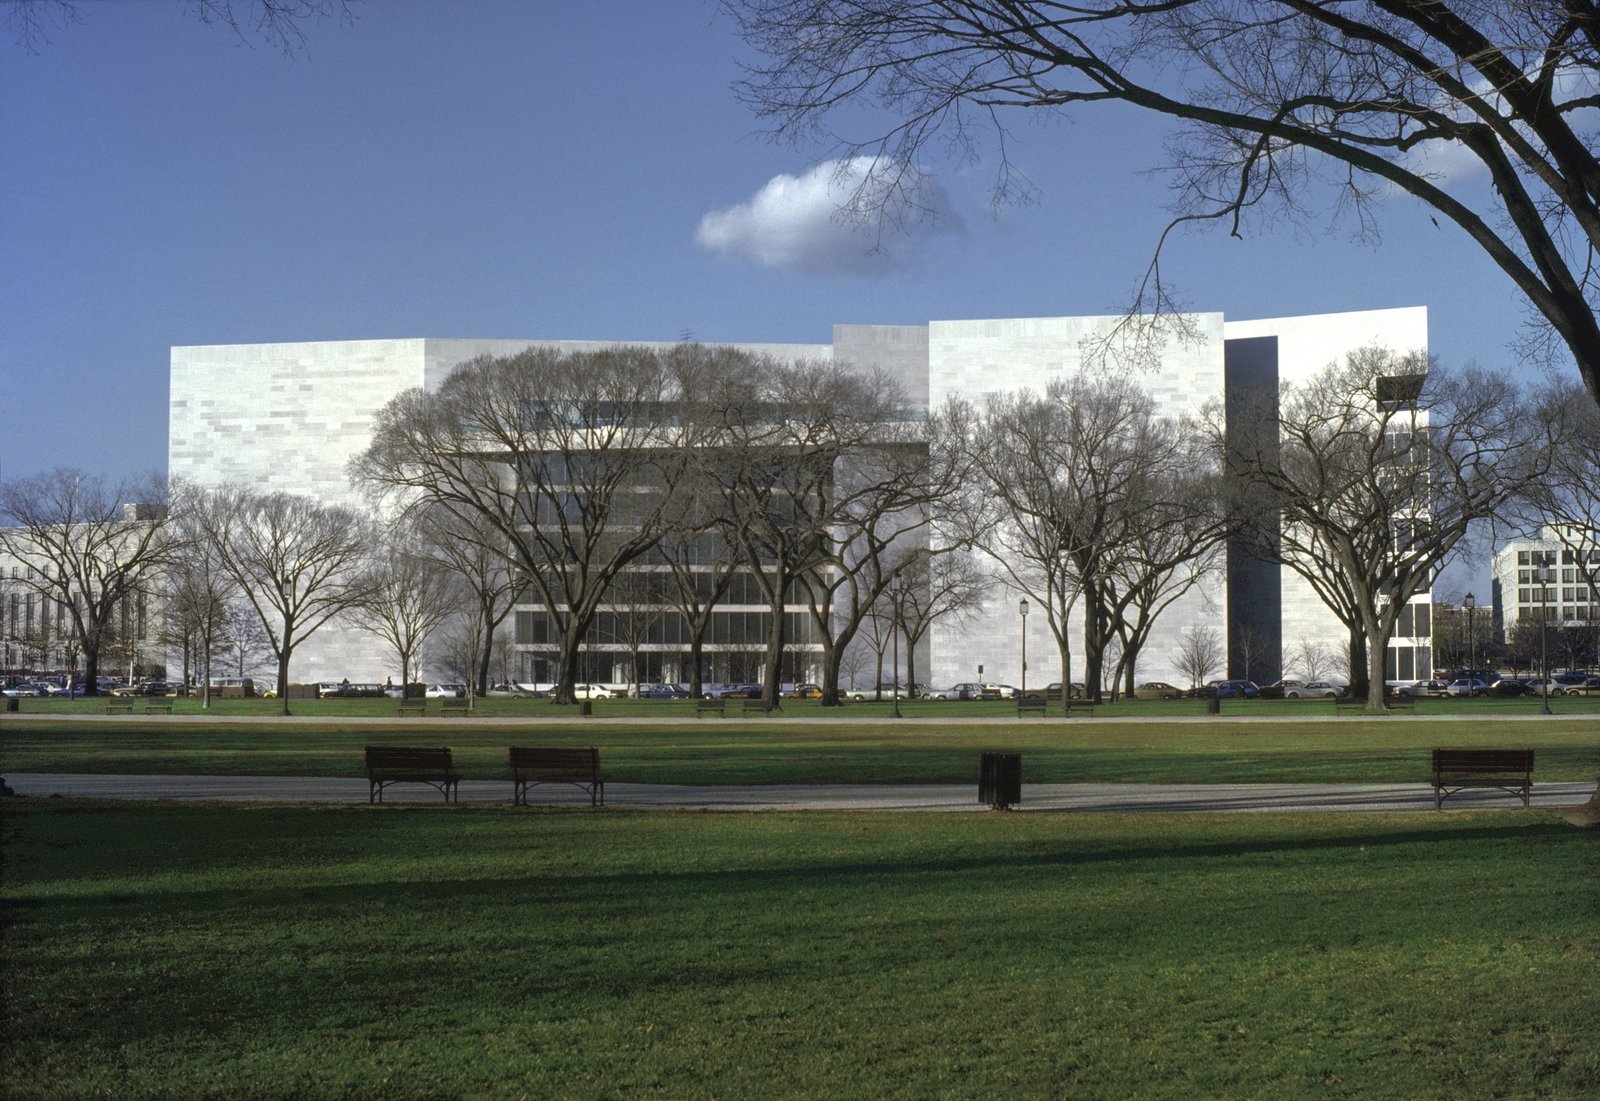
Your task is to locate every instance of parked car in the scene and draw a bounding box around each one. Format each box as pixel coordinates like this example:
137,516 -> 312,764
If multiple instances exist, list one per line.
1,683 -> 45,697
1218,680 -> 1260,699
1285,681 -> 1340,699
1397,679 -> 1450,698
486,683 -> 539,698
979,683 -> 1014,699
1446,677 -> 1491,698
1133,681 -> 1184,700
781,683 -> 823,700
43,682 -> 89,697
1486,677 -> 1534,697
112,680 -> 170,697
1256,679 -> 1305,699
929,682 -> 984,701
636,683 -> 689,699
1562,676 -> 1600,696
425,683 -> 468,699
568,683 -> 613,700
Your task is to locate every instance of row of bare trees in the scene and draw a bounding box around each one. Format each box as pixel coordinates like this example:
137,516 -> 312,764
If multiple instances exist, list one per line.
5,345 -> 1592,711
0,473 -> 511,711
351,344 -> 968,708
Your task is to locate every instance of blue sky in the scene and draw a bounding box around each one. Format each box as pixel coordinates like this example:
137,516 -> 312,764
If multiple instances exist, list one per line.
2,0 -> 1565,508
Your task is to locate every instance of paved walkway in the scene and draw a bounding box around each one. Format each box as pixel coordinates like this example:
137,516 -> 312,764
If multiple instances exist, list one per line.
6,773 -> 1594,813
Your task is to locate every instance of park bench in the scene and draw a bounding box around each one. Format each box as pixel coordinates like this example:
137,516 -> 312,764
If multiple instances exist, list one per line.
105,702 -> 133,715
1061,698 -> 1097,717
1334,697 -> 1369,715
1386,695 -> 1415,712
440,697 -> 472,717
144,701 -> 173,715
696,697 -> 727,718
1431,748 -> 1534,810
1017,696 -> 1047,717
397,702 -> 427,718
740,698 -> 774,715
510,746 -> 604,807
365,746 -> 460,804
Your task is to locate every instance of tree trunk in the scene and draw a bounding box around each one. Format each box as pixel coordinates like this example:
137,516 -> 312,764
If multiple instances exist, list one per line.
820,642 -> 845,706
761,594 -> 786,710
1347,623 -> 1368,701
687,627 -> 707,698
276,643 -> 294,717
1366,629 -> 1388,710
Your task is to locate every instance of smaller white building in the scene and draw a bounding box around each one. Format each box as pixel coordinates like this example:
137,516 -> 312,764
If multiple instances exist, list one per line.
1491,525 -> 1600,635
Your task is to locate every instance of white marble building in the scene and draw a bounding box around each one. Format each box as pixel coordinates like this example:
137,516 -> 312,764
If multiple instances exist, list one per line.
168,306 -> 1430,687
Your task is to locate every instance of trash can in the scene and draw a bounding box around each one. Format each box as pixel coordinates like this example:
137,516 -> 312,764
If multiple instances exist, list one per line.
4,697 -> 17,713
979,751 -> 1022,810
1206,697 -> 1221,715
579,700 -> 593,717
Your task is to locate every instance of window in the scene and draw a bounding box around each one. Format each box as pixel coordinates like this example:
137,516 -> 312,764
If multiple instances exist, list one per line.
1518,551 -> 1530,565
1376,373 -> 1426,408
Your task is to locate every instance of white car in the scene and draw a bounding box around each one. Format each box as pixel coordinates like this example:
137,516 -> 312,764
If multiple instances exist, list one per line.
1284,681 -> 1340,699
425,683 -> 467,699
571,683 -> 613,700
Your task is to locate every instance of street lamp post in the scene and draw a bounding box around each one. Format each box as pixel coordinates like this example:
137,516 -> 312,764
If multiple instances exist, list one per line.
1463,591 -> 1475,674
1539,566 -> 1553,716
889,583 -> 902,720
1019,598 -> 1028,702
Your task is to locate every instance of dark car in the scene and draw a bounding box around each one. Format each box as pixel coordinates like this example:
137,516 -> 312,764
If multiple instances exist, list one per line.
1486,677 -> 1534,697
638,683 -> 690,699
1218,680 -> 1260,699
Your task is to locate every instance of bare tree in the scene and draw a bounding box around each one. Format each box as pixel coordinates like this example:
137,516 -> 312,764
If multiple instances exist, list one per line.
7,0 -> 357,55
598,568 -> 671,693
195,486 -> 375,714
163,503 -> 238,707
696,356 -> 902,708
350,525 -> 459,692
354,345 -> 702,704
791,378 -> 960,706
1286,637 -> 1332,683
660,525 -> 739,698
1225,349 -> 1555,708
731,1 -> 1600,404
950,373 -> 1193,702
0,469 -> 177,696
1230,622 -> 1267,688
894,547 -> 989,697
223,600 -> 276,681
1172,625 -> 1222,691
406,504 -> 518,698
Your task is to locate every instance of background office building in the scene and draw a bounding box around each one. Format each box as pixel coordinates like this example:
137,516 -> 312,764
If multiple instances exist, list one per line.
1492,527 -> 1600,630
169,306 -> 1431,688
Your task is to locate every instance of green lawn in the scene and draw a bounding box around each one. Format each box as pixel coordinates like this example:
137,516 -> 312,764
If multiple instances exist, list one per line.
3,800 -> 1596,1099
3,716 -> 1597,785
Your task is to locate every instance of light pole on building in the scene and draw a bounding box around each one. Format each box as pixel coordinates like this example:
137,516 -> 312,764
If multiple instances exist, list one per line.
889,581 -> 902,720
1019,598 -> 1028,701
1539,565 -> 1553,716
1463,592 -> 1475,674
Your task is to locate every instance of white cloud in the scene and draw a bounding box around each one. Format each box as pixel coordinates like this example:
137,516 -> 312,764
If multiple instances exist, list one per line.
696,157 -> 960,274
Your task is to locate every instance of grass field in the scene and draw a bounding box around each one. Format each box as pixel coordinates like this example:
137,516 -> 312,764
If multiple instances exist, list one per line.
3,716 -> 1597,785
3,800 -> 1596,1099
